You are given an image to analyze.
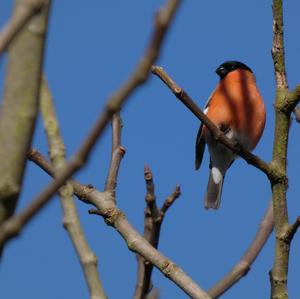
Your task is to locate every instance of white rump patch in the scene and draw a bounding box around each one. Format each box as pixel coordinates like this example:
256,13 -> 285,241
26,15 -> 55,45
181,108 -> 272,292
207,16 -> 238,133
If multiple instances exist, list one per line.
204,107 -> 209,114
211,167 -> 223,184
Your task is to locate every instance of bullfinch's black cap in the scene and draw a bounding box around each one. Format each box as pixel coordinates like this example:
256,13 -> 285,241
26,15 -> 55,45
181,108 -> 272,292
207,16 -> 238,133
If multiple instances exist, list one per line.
216,61 -> 253,79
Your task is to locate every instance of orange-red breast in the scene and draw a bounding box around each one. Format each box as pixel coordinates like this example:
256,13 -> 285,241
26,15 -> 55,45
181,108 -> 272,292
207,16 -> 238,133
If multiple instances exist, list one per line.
195,61 -> 266,209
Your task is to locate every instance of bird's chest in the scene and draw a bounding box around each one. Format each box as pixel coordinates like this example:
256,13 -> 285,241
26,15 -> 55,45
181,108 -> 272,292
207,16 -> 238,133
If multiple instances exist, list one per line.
204,83 -> 259,150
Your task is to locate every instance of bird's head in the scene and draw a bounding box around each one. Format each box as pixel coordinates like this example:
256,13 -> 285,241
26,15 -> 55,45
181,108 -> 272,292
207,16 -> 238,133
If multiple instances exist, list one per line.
215,61 -> 253,79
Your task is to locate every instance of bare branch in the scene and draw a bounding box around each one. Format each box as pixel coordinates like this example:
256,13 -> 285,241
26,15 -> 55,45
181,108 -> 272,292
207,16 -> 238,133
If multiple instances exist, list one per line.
112,112 -> 123,153
271,0 -> 288,90
0,0 -> 51,255
269,1 -> 300,298
208,201 -> 274,298
144,165 -> 159,220
283,216 -> 300,243
40,77 -> 107,299
134,165 -> 158,299
151,66 -> 281,182
160,185 -> 181,216
134,166 -> 180,299
0,0 -> 45,54
28,150 -> 210,299
0,0 -> 181,247
104,113 -> 125,195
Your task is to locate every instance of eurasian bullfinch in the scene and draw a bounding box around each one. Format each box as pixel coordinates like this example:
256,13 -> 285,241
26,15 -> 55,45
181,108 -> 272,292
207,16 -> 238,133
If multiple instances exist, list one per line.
195,61 -> 266,209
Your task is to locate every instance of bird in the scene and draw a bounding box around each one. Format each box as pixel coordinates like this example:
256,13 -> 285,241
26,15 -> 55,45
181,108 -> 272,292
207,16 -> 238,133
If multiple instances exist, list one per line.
195,61 -> 266,209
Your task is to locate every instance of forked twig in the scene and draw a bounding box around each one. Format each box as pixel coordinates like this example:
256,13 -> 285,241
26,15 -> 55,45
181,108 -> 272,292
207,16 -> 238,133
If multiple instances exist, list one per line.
134,165 -> 180,299
28,150 -> 211,299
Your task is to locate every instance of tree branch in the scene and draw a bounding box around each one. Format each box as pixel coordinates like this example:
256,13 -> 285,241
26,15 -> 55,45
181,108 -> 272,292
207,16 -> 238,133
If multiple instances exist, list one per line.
40,76 -> 107,299
144,165 -> 159,221
134,166 -> 180,299
269,1 -> 300,298
208,201 -> 274,298
28,150 -> 210,299
0,0 -> 51,255
271,0 -> 288,90
160,185 -> 181,216
283,216 -> 300,243
104,113 -> 125,195
0,0 -> 181,247
0,0 -> 45,54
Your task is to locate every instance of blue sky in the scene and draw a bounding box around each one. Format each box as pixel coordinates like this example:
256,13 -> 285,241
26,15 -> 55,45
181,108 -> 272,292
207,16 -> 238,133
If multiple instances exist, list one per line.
1,1 -> 300,298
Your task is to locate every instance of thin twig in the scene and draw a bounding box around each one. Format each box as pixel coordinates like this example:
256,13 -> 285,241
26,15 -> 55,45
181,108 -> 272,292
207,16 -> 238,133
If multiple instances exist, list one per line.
160,185 -> 181,216
0,0 -> 181,247
104,112 -> 125,195
28,150 -> 210,299
144,165 -> 159,220
134,165 -> 180,299
208,201 -> 274,298
283,216 -> 300,243
40,77 -> 107,299
151,66 -> 282,183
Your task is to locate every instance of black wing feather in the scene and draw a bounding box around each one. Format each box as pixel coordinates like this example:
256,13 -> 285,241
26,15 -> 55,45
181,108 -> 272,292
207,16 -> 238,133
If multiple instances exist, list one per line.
194,90 -> 215,170
195,123 -> 206,170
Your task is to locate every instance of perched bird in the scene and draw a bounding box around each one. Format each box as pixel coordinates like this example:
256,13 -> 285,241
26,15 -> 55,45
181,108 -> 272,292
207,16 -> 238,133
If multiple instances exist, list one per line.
195,61 -> 266,209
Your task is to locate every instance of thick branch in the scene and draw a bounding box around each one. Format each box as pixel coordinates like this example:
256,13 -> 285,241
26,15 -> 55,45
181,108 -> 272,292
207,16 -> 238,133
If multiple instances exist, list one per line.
28,151 -> 210,299
0,0 -> 45,54
269,1 -> 300,298
0,0 -> 180,247
0,0 -> 51,254
271,0 -> 288,90
40,77 -> 107,299
208,201 -> 274,298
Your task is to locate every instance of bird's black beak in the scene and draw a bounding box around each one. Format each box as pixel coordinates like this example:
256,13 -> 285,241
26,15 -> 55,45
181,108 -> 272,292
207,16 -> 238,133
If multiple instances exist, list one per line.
215,66 -> 226,79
